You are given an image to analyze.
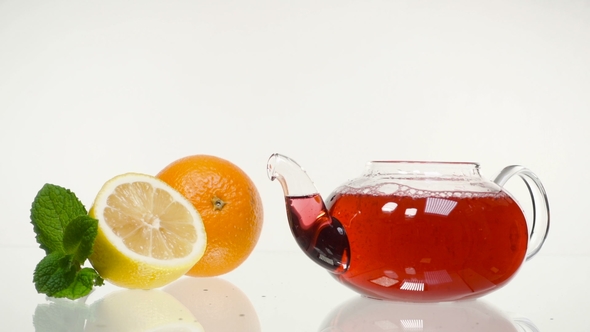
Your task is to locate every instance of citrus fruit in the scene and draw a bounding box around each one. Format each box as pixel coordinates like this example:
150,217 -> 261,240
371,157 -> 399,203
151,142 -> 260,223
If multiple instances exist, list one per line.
88,173 -> 207,289
86,289 -> 204,332
156,155 -> 263,277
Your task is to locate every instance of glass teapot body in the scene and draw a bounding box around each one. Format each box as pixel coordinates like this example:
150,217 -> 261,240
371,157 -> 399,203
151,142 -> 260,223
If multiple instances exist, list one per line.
268,154 -> 549,302
325,162 -> 528,301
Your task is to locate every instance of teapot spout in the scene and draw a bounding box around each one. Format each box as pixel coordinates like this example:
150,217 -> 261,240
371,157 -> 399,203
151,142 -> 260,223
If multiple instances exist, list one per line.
267,153 -> 350,274
267,153 -> 320,197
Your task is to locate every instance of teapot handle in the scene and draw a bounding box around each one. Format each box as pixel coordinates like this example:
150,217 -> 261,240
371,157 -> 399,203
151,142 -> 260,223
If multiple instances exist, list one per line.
494,166 -> 550,260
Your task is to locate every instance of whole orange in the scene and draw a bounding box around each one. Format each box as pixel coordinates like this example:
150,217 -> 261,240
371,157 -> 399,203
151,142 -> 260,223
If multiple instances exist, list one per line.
156,155 -> 263,277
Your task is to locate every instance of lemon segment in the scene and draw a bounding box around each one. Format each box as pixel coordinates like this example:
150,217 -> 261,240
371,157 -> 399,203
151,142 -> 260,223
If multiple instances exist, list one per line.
89,173 -> 207,289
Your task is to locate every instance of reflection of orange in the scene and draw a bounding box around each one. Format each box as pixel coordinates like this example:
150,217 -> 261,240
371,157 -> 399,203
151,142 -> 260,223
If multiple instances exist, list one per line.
164,277 -> 261,332
157,155 -> 263,276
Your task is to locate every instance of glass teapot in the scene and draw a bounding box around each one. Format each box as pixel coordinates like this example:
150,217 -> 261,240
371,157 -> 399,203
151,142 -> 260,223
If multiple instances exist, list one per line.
267,154 -> 549,302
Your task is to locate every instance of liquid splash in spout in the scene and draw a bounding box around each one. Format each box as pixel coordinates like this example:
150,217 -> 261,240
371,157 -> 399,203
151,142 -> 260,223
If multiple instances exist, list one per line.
267,154 -> 350,274
285,194 -> 350,274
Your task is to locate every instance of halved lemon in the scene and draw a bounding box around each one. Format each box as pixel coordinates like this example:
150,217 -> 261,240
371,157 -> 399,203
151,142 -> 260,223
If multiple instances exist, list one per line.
88,173 -> 207,289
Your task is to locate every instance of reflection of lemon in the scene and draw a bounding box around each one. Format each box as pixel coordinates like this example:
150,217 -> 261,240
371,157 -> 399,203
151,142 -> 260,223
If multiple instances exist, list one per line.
164,277 -> 261,332
85,289 -> 204,332
89,173 -> 207,289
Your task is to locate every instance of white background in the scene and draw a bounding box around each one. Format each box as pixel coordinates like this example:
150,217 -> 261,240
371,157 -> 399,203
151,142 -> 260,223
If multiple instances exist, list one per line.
1,1 -> 589,258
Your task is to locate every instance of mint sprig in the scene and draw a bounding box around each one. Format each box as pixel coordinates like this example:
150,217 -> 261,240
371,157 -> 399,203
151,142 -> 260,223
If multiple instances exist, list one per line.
31,184 -> 104,300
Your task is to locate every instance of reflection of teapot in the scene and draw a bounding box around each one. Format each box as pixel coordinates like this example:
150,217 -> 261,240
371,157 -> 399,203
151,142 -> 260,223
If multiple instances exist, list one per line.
267,154 -> 549,302
319,296 -> 540,332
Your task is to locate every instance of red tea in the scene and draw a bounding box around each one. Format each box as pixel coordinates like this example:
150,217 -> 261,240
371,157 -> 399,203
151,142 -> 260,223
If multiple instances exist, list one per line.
285,190 -> 528,302
285,194 -> 350,274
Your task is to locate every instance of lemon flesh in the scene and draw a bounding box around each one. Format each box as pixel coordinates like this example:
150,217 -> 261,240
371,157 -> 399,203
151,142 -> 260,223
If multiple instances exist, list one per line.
89,173 -> 207,289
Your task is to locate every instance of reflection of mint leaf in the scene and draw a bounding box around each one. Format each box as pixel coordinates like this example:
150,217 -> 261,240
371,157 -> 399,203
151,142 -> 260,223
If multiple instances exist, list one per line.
63,215 -> 98,264
31,184 -> 87,254
33,297 -> 89,332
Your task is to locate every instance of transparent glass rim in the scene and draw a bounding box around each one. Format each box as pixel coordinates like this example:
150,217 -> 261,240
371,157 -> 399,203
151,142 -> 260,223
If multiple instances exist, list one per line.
364,160 -> 481,178
367,160 -> 480,166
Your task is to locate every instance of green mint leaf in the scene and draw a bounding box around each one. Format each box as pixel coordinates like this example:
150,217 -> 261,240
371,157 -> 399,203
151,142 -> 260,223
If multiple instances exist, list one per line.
33,252 -> 77,297
31,183 -> 104,300
53,268 -> 104,300
63,215 -> 98,264
33,252 -> 104,300
31,184 -> 88,254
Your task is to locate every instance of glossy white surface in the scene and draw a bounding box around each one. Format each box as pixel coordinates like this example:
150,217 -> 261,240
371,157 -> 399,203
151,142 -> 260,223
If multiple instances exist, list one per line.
3,247 -> 589,331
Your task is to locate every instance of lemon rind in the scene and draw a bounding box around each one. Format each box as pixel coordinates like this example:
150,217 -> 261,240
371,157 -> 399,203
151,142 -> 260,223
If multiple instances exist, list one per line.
89,172 -> 207,285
